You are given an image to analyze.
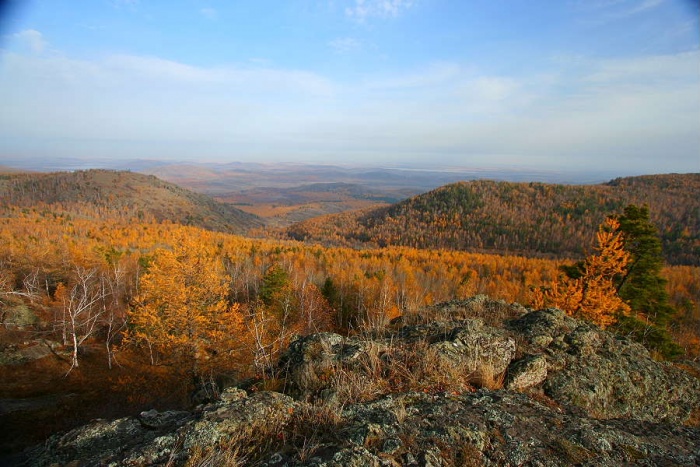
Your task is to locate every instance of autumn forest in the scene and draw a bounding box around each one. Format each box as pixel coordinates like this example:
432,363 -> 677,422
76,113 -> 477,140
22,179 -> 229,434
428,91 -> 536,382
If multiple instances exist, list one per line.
0,169 -> 698,457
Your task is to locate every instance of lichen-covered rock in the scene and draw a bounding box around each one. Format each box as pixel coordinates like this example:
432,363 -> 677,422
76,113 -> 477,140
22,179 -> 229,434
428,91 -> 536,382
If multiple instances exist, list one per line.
28,298 -> 700,466
138,409 -> 191,430
420,295 -> 529,327
33,416 -> 158,466
183,391 -> 295,449
510,308 -> 700,423
280,332 -> 393,400
279,332 -> 347,396
305,446 -> 385,467
508,307 -> 580,348
317,390 -> 700,466
430,320 -> 515,375
32,388 -> 700,467
31,391 -> 296,466
505,354 -> 548,390
0,340 -> 56,365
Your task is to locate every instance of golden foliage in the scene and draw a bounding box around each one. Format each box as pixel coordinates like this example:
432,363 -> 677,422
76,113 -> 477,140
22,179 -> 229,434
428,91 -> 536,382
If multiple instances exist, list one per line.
534,217 -> 630,328
286,175 -> 700,266
128,234 -> 245,374
1,207 -> 698,369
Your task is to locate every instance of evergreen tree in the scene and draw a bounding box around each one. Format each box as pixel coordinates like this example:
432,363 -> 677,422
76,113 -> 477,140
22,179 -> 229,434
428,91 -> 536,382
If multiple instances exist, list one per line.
612,204 -> 681,359
259,265 -> 290,306
616,204 -> 675,325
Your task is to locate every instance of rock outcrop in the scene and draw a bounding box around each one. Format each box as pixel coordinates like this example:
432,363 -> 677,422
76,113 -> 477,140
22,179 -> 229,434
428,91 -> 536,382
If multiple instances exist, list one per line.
510,307 -> 700,423
31,298 -> 700,466
31,390 -> 296,466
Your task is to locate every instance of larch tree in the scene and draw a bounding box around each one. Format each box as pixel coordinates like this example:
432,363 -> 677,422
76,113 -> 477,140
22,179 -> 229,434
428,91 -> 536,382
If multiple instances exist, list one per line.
533,217 -> 630,328
128,238 -> 244,378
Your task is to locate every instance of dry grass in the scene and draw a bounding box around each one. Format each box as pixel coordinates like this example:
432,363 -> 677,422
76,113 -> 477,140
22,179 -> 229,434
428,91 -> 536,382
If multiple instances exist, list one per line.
184,399 -> 344,466
183,438 -> 248,467
285,402 -> 343,461
298,338 -> 502,406
686,406 -> 700,427
470,362 -> 506,390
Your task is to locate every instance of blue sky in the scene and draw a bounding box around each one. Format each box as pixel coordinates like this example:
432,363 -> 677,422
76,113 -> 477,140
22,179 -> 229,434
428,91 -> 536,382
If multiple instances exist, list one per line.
0,0 -> 698,173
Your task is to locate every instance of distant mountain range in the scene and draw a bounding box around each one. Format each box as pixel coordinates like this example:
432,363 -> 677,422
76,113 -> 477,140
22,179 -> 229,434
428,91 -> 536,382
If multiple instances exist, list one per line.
286,174 -> 700,266
2,157 -> 636,190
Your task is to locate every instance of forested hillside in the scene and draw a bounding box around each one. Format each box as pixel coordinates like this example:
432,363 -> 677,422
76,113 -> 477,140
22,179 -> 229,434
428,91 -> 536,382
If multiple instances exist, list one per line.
0,170 -> 263,234
1,173 -> 699,459
286,174 -> 700,265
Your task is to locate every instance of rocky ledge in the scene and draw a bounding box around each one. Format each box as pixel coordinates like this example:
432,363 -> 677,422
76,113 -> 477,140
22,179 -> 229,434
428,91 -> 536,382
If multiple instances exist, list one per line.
30,297 -> 700,466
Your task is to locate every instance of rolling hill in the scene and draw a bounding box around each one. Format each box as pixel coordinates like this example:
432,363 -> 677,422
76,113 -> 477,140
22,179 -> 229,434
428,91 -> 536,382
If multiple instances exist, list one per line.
286,173 -> 700,265
0,169 -> 263,234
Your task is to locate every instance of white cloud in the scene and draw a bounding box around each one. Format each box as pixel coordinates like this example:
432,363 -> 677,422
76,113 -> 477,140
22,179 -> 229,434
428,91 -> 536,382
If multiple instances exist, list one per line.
582,51 -> 698,84
575,0 -> 666,22
200,8 -> 218,20
305,51 -> 699,171
106,54 -> 216,82
0,49 -> 337,148
623,0 -> 665,15
364,62 -> 463,90
95,54 -> 335,96
345,0 -> 415,21
11,29 -> 47,54
329,37 -> 362,53
455,77 -> 523,115
0,39 -> 696,172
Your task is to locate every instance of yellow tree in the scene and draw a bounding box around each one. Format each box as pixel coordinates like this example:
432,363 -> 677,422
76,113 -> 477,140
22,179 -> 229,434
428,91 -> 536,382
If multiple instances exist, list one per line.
534,217 -> 630,328
128,234 -> 244,377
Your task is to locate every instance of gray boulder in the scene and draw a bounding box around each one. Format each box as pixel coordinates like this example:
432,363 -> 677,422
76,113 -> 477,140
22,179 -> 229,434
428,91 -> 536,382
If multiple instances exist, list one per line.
430,319 -> 516,376
32,391 -> 296,466
510,308 -> 700,423
328,390 -> 700,466
505,354 -> 548,390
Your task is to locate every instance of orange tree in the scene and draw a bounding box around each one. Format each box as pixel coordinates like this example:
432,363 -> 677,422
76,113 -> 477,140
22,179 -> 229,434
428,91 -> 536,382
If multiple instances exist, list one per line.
533,217 -> 630,328
127,234 -> 246,379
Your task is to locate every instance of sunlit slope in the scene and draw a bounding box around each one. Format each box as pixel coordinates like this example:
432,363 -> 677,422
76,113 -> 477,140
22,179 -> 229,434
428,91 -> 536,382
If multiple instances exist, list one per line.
287,174 -> 700,265
0,169 -> 264,234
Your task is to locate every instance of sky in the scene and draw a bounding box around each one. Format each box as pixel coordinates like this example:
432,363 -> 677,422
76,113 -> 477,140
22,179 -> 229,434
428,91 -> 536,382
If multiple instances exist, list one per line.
0,0 -> 698,173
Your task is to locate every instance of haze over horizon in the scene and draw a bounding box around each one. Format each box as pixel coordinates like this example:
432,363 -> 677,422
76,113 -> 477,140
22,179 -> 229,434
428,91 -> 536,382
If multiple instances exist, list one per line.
1,0 -> 698,174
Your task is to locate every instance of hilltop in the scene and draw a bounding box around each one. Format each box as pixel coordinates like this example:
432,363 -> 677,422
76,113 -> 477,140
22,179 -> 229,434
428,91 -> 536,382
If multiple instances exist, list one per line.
30,297 -> 700,466
0,169 -> 263,234
286,173 -> 700,265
